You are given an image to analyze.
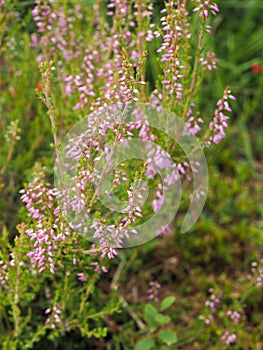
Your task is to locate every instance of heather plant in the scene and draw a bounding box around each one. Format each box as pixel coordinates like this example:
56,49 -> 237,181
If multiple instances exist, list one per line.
1,0 -> 262,349
26,0 -> 235,254
196,260 -> 263,349
109,256 -> 263,349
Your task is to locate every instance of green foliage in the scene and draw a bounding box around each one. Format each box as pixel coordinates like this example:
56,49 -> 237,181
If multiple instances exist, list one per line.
160,296 -> 176,312
157,329 -> 178,345
0,224 -> 122,349
135,298 -> 178,349
135,337 -> 155,350
144,304 -> 159,333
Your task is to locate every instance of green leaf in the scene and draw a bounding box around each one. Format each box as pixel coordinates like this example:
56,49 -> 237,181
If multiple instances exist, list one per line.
158,330 -> 178,345
135,337 -> 155,350
160,296 -> 176,311
155,314 -> 171,326
144,304 -> 158,332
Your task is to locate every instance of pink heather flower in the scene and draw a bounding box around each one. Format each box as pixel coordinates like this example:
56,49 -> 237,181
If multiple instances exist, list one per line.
152,184 -> 164,213
157,6 -> 187,60
199,314 -> 213,325
251,261 -> 258,268
150,89 -> 163,112
184,116 -> 204,136
121,181 -> 146,224
251,260 -> 263,287
189,189 -> 206,202
90,222 -> 121,257
147,281 -> 161,302
207,88 -> 236,145
146,29 -> 154,42
102,266 -> 108,273
221,332 -> 237,346
148,146 -> 173,169
32,3 -> 85,62
226,310 -> 241,323
0,260 -> 8,286
155,4 -> 190,101
107,0 -> 129,19
20,176 -> 70,275
257,269 -> 263,287
199,51 -> 218,71
205,24 -> 213,34
77,273 -> 88,282
160,223 -> 173,236
112,168 -> 128,186
205,293 -> 221,313
192,0 -> 219,20
45,305 -> 62,329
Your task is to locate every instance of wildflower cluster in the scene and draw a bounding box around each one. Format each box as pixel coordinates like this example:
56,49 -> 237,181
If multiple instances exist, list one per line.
221,332 -> 237,346
147,281 -> 161,302
207,88 -> 236,145
192,0 -> 219,19
32,1 -> 85,62
0,260 -> 8,286
19,0 -> 236,275
251,260 -> 263,287
19,0 -> 234,283
20,171 -> 69,274
199,288 -> 245,348
199,51 -> 218,71
45,305 -> 62,330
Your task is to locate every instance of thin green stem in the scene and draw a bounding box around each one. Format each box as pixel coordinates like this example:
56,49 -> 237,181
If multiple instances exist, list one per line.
182,25 -> 204,120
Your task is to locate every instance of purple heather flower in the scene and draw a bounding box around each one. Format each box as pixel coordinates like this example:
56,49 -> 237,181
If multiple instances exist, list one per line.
45,305 -> 62,330
192,0 -> 219,20
207,88 -> 235,145
222,332 -> 237,346
200,51 -> 218,71
147,281 -> 161,302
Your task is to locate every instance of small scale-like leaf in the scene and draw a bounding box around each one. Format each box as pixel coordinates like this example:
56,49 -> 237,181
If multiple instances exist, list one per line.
160,296 -> 176,311
158,329 -> 178,345
135,337 -> 155,350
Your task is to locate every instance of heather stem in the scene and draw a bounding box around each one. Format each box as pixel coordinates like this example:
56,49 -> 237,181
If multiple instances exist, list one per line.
105,16 -> 117,62
87,103 -> 128,212
182,24 -> 204,120
40,62 -> 65,184
12,224 -> 25,338
136,0 -> 147,100
79,274 -> 98,314
0,139 -> 15,178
